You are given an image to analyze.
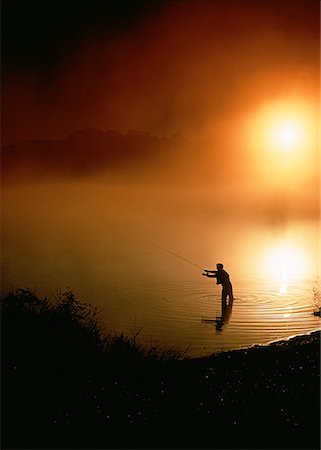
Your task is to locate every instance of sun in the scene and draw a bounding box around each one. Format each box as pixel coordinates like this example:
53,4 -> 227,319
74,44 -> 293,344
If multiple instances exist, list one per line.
269,119 -> 303,152
245,99 -> 316,156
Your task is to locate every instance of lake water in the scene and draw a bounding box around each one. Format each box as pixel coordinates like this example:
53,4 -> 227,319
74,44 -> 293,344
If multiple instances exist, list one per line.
2,181 -> 320,357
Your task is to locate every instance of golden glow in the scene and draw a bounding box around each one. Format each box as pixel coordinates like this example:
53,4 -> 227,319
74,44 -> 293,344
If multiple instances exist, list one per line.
251,99 -> 315,153
269,120 -> 303,151
262,241 -> 311,294
242,98 -> 318,186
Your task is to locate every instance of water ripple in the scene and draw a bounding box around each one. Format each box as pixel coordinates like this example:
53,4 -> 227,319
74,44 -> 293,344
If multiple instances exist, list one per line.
98,274 -> 320,357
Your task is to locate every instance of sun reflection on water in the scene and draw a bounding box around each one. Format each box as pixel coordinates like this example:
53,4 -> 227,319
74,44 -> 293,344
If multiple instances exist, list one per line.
261,241 -> 311,295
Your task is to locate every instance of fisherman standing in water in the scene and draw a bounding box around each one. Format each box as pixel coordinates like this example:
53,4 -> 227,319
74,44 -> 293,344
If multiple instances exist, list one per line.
203,263 -> 234,301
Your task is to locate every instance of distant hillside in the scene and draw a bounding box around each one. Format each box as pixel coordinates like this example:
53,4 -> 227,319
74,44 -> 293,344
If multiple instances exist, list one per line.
1,129 -> 185,183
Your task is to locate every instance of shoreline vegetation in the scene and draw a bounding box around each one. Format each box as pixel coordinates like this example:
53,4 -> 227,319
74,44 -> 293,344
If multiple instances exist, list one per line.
1,289 -> 320,449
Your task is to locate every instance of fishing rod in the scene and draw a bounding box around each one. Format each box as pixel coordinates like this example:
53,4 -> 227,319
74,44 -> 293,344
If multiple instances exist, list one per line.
152,243 -> 205,271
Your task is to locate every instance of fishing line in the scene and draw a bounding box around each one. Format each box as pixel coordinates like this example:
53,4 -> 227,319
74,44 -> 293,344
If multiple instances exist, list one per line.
152,243 -> 204,271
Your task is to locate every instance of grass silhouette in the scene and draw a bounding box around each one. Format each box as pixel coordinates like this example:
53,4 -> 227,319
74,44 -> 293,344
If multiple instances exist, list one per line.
1,288 -> 320,449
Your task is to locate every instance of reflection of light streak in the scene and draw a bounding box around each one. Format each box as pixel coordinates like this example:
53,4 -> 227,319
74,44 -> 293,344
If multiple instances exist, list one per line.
262,242 -> 310,294
279,283 -> 288,295
278,248 -> 289,294
283,307 -> 293,318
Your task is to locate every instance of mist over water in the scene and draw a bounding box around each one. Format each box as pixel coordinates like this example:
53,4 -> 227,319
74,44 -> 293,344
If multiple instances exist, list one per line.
2,175 -> 319,357
2,0 -> 319,357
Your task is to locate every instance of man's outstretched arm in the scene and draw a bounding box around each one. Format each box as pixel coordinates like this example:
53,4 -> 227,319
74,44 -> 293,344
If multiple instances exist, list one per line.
202,271 -> 217,278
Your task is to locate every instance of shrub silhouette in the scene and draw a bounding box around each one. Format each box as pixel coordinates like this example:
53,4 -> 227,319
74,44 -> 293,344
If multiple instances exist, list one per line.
2,288 -> 319,449
1,289 -> 109,446
2,288 -> 104,374
1,288 -> 186,448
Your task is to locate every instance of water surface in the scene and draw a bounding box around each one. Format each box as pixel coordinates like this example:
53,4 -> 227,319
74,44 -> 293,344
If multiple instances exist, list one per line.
2,181 -> 320,357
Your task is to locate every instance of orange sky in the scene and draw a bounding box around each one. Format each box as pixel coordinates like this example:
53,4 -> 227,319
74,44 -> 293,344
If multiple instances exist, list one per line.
2,0 -> 319,144
2,1 -> 320,218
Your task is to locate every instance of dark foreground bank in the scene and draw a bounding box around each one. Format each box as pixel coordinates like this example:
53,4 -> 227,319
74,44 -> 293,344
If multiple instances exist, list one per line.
1,289 -> 320,449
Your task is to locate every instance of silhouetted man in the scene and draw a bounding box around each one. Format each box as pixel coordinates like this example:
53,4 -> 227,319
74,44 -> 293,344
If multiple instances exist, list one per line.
203,263 -> 234,301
